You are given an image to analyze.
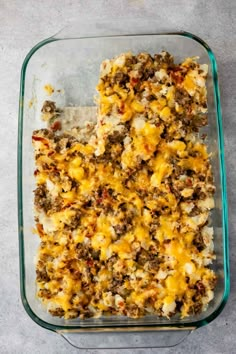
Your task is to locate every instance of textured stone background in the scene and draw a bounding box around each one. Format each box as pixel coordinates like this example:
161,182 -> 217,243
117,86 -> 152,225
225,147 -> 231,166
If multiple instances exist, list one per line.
0,0 -> 235,353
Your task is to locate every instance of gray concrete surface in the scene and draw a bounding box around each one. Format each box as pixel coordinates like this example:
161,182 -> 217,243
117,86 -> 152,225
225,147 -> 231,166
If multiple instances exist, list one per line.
0,0 -> 235,353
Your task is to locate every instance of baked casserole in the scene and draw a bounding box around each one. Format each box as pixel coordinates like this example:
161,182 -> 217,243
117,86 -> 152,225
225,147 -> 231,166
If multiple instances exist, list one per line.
32,51 -> 216,320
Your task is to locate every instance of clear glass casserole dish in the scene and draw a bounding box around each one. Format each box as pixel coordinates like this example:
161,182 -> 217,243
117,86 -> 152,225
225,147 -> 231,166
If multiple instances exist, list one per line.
18,22 -> 229,349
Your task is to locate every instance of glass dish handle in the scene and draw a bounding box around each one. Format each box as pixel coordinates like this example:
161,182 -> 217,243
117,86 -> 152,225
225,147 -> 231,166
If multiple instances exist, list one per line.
59,329 -> 192,349
53,19 -> 182,40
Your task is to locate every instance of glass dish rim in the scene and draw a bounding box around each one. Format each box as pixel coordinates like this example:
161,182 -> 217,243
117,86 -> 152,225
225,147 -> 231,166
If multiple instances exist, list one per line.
17,30 -> 229,332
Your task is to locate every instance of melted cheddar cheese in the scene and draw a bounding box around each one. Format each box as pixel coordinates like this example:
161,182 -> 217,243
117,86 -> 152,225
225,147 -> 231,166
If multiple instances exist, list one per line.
33,51 -> 216,320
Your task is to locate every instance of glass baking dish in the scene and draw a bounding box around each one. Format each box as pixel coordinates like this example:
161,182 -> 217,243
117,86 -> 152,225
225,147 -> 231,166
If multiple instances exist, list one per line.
18,22 -> 229,349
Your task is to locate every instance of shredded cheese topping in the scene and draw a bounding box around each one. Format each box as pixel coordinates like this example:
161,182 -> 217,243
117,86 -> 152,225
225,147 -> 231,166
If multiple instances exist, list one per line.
33,51 -> 216,320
